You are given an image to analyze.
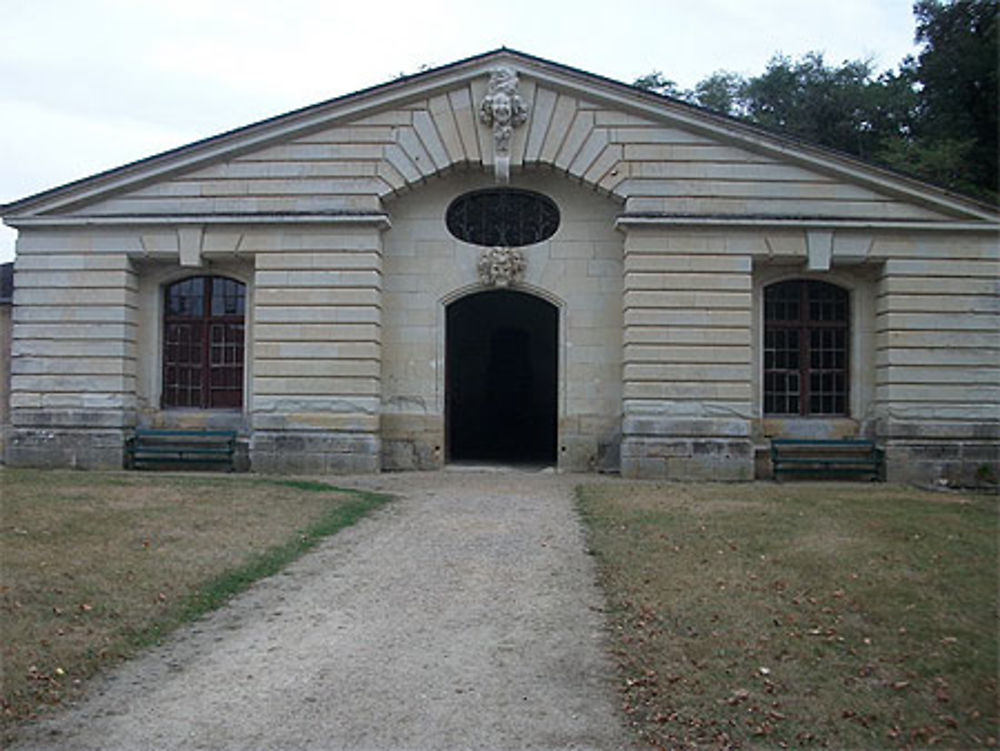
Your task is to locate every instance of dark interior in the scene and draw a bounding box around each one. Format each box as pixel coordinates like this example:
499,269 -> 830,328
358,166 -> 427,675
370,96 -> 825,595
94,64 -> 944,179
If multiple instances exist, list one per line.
446,290 -> 557,464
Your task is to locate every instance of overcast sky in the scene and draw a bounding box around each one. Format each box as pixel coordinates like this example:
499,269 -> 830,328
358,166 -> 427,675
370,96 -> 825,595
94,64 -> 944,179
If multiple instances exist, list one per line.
0,0 -> 923,262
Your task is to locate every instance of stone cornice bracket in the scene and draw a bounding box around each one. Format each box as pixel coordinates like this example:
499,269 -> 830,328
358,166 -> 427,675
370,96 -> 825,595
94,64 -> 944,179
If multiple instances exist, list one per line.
478,247 -> 526,287
479,67 -> 529,183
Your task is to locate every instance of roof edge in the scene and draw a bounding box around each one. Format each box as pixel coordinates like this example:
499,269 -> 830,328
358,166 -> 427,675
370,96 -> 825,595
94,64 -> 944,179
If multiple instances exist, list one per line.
2,47 -> 997,223
0,48 -> 514,216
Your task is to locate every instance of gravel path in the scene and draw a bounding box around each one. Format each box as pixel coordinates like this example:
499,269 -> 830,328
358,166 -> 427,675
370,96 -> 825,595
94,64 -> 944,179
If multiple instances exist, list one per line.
11,470 -> 628,750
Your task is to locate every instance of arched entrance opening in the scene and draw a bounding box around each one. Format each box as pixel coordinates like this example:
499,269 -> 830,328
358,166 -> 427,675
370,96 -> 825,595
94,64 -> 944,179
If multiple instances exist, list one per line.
446,290 -> 558,464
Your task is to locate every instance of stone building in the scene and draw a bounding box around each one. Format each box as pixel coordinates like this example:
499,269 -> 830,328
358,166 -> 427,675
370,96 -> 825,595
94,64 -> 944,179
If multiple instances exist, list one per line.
1,50 -> 997,482
0,262 -> 12,459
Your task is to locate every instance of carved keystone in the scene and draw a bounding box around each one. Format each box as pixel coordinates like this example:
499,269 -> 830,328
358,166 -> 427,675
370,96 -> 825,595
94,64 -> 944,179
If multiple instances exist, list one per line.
479,67 -> 528,183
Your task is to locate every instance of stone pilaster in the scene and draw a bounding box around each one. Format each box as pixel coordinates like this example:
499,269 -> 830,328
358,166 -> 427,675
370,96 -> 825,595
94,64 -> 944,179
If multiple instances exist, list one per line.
248,225 -> 384,473
7,238 -> 137,468
620,227 -> 754,480
874,245 -> 1000,485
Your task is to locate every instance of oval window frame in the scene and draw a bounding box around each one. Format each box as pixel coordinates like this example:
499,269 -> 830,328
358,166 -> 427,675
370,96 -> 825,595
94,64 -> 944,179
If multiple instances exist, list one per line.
445,188 -> 560,247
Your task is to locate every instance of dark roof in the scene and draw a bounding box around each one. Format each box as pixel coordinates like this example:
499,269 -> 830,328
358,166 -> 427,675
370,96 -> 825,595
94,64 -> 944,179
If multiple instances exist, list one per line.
0,262 -> 12,304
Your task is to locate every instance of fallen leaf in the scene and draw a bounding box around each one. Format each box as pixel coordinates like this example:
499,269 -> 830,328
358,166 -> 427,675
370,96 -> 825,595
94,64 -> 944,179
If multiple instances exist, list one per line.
727,688 -> 750,705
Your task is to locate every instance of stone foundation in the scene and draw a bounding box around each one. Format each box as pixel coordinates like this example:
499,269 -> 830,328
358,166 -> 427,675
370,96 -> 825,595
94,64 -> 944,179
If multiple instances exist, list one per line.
878,420 -> 999,487
6,428 -> 127,469
249,431 -> 380,474
379,414 -> 443,471
621,437 -> 754,480
621,416 -> 754,480
885,441 -> 999,487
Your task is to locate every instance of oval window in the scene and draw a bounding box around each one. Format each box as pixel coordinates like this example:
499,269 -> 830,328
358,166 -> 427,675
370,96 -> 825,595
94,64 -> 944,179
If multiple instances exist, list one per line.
446,189 -> 559,247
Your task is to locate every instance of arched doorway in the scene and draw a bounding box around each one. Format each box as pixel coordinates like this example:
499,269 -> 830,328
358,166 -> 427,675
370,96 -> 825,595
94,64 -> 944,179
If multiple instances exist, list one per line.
446,290 -> 558,464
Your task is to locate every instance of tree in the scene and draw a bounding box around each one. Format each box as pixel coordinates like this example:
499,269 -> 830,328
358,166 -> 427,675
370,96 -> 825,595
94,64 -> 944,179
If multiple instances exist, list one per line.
739,53 -> 913,161
907,0 -> 998,197
632,71 -> 683,98
632,0 -> 999,202
689,71 -> 746,116
636,55 -> 915,162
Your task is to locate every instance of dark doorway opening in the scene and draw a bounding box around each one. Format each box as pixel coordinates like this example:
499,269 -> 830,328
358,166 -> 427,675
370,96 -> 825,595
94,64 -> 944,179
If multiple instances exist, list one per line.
446,290 -> 558,464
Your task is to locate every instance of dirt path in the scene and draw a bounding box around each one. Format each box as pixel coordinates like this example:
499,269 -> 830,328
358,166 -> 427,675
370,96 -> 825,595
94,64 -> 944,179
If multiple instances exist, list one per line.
10,470 -> 628,750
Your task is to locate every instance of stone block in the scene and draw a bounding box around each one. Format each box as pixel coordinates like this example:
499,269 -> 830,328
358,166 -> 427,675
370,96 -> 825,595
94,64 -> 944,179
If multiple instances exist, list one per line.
884,441 -> 1000,487
11,409 -> 134,429
622,416 -> 751,438
378,413 -> 443,471
876,420 -> 999,441
140,410 -> 246,432
381,438 -> 441,471
5,428 -> 126,469
250,412 -> 379,432
249,430 -> 380,474
758,417 -> 861,440
620,436 -> 753,480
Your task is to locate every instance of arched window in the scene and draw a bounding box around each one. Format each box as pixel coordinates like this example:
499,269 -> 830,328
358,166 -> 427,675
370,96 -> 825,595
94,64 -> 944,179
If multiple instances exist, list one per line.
162,276 -> 245,409
764,280 -> 849,416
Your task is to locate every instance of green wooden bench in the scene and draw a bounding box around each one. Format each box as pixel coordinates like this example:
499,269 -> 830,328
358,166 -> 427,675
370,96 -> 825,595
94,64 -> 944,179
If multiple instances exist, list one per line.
125,429 -> 237,471
770,438 -> 884,481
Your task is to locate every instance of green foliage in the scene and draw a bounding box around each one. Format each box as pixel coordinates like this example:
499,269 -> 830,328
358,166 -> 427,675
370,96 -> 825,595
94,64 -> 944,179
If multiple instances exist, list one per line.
633,0 -> 999,201
632,70 -> 682,98
689,71 -> 746,116
912,0 -> 998,196
877,135 -> 981,194
741,53 -> 913,161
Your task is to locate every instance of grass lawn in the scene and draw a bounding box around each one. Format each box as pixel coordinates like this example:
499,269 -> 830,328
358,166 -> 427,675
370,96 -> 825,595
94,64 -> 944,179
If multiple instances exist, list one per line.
577,481 -> 998,749
0,469 -> 390,738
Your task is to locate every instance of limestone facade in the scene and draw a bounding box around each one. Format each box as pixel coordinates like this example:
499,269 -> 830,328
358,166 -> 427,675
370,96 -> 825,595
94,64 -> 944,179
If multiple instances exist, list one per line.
0,263 -> 11,459
1,50 -> 997,483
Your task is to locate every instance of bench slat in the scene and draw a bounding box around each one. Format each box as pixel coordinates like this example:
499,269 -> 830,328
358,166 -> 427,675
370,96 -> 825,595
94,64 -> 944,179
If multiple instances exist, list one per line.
126,429 -> 237,471
134,429 -> 237,438
770,437 -> 883,481
131,455 -> 233,462
132,447 -> 233,455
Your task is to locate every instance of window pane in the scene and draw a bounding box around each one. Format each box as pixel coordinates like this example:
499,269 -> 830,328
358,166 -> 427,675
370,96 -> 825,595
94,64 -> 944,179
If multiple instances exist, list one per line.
764,281 -> 801,322
211,277 -> 246,316
166,277 -> 205,317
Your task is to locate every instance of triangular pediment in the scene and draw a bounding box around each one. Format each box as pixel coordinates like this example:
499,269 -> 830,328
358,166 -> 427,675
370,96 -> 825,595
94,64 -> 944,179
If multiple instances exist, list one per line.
3,49 -> 996,225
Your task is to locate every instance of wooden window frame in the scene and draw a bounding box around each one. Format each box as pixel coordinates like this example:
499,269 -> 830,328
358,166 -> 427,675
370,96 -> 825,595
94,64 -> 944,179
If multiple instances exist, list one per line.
764,279 -> 850,417
162,276 -> 245,409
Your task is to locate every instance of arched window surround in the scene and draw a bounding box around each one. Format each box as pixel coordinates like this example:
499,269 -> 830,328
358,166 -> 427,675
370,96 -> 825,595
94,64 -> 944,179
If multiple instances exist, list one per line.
161,275 -> 246,410
763,278 -> 849,416
753,269 -> 876,423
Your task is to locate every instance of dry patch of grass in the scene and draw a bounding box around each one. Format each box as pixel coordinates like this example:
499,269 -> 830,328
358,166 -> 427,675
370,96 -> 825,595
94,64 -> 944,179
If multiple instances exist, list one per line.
577,481 -> 998,749
0,469 -> 390,735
